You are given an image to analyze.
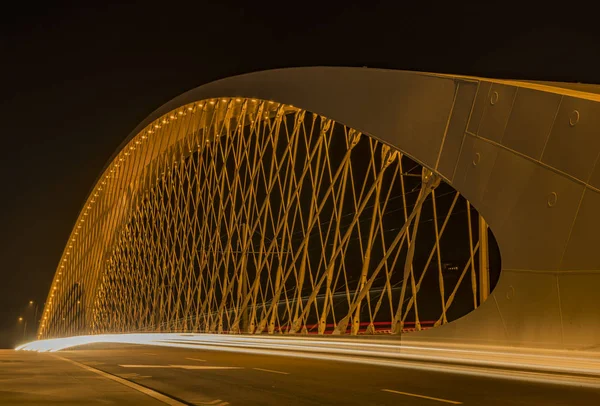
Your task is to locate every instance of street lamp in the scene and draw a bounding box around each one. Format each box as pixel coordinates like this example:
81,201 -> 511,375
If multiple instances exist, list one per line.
17,316 -> 26,341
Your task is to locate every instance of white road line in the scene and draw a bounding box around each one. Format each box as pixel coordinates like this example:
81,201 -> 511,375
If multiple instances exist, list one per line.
382,389 -> 462,404
53,355 -> 187,406
118,373 -> 140,378
119,364 -> 243,370
119,364 -> 168,368
176,365 -> 242,370
185,357 -> 207,362
252,367 -> 290,375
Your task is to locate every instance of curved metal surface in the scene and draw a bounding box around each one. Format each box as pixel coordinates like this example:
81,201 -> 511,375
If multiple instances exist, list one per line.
47,67 -> 600,349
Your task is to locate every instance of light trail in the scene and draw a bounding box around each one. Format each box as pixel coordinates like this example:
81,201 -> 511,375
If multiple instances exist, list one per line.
16,333 -> 600,388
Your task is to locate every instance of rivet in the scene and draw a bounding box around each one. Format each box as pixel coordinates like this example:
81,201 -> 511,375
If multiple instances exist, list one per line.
490,91 -> 499,105
472,152 -> 481,166
547,192 -> 558,207
569,110 -> 580,126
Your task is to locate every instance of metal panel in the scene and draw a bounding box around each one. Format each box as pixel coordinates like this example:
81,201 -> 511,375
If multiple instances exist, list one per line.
502,88 -> 561,160
479,148 -> 537,254
407,287 -> 508,345
496,165 -> 584,270
557,272 -> 600,349
436,81 -> 478,181
560,187 -> 600,270
541,96 -> 600,182
493,270 -> 563,347
477,83 -> 518,143
452,134 -> 498,208
466,81 -> 491,135
586,156 -> 600,190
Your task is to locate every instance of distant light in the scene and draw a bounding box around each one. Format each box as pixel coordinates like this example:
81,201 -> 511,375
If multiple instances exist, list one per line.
18,317 -> 23,322
29,301 -> 33,305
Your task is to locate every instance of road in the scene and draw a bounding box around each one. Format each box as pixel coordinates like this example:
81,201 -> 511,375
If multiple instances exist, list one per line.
29,343 -> 598,405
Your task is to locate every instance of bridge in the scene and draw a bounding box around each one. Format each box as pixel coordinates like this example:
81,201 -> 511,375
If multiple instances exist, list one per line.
11,68 -> 600,405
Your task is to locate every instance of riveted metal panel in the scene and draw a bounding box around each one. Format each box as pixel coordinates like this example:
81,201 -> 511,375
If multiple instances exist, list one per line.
497,165 -> 584,270
479,148 -> 537,251
403,287 -> 509,345
585,155 -> 600,190
541,96 -> 600,182
477,84 -> 518,143
502,88 -> 561,160
466,81 -> 491,135
452,134 -> 499,208
493,270 -> 563,347
560,187 -> 600,270
437,81 -> 478,181
557,272 -> 600,349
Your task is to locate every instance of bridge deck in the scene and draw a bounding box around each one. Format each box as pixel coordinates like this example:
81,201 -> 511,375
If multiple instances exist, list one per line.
0,350 -> 166,405
7,342 -> 600,405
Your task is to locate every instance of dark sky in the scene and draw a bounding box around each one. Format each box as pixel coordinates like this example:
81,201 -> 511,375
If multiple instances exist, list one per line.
1,2 -> 599,347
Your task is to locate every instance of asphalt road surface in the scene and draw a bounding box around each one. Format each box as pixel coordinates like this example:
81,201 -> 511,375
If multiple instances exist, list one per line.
47,343 -> 599,405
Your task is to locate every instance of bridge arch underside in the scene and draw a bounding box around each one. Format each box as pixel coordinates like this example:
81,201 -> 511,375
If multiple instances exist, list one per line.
41,68 -> 600,350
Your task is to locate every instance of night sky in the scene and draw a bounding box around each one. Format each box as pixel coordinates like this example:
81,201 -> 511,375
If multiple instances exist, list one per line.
1,2 -> 598,347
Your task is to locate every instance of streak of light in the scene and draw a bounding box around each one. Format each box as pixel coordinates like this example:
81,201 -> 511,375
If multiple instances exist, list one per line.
16,334 -> 600,388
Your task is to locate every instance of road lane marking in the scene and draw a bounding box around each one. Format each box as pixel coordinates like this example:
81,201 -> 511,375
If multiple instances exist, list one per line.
252,367 -> 290,375
53,355 -> 187,406
119,364 -> 168,368
382,389 -> 462,404
185,357 -> 207,362
176,365 -> 242,370
119,364 -> 242,370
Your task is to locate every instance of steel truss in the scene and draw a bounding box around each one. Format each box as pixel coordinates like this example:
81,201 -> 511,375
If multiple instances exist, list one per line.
39,98 -> 493,339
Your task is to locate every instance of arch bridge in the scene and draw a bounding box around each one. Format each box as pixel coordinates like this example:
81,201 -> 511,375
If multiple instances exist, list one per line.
39,68 -> 600,350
